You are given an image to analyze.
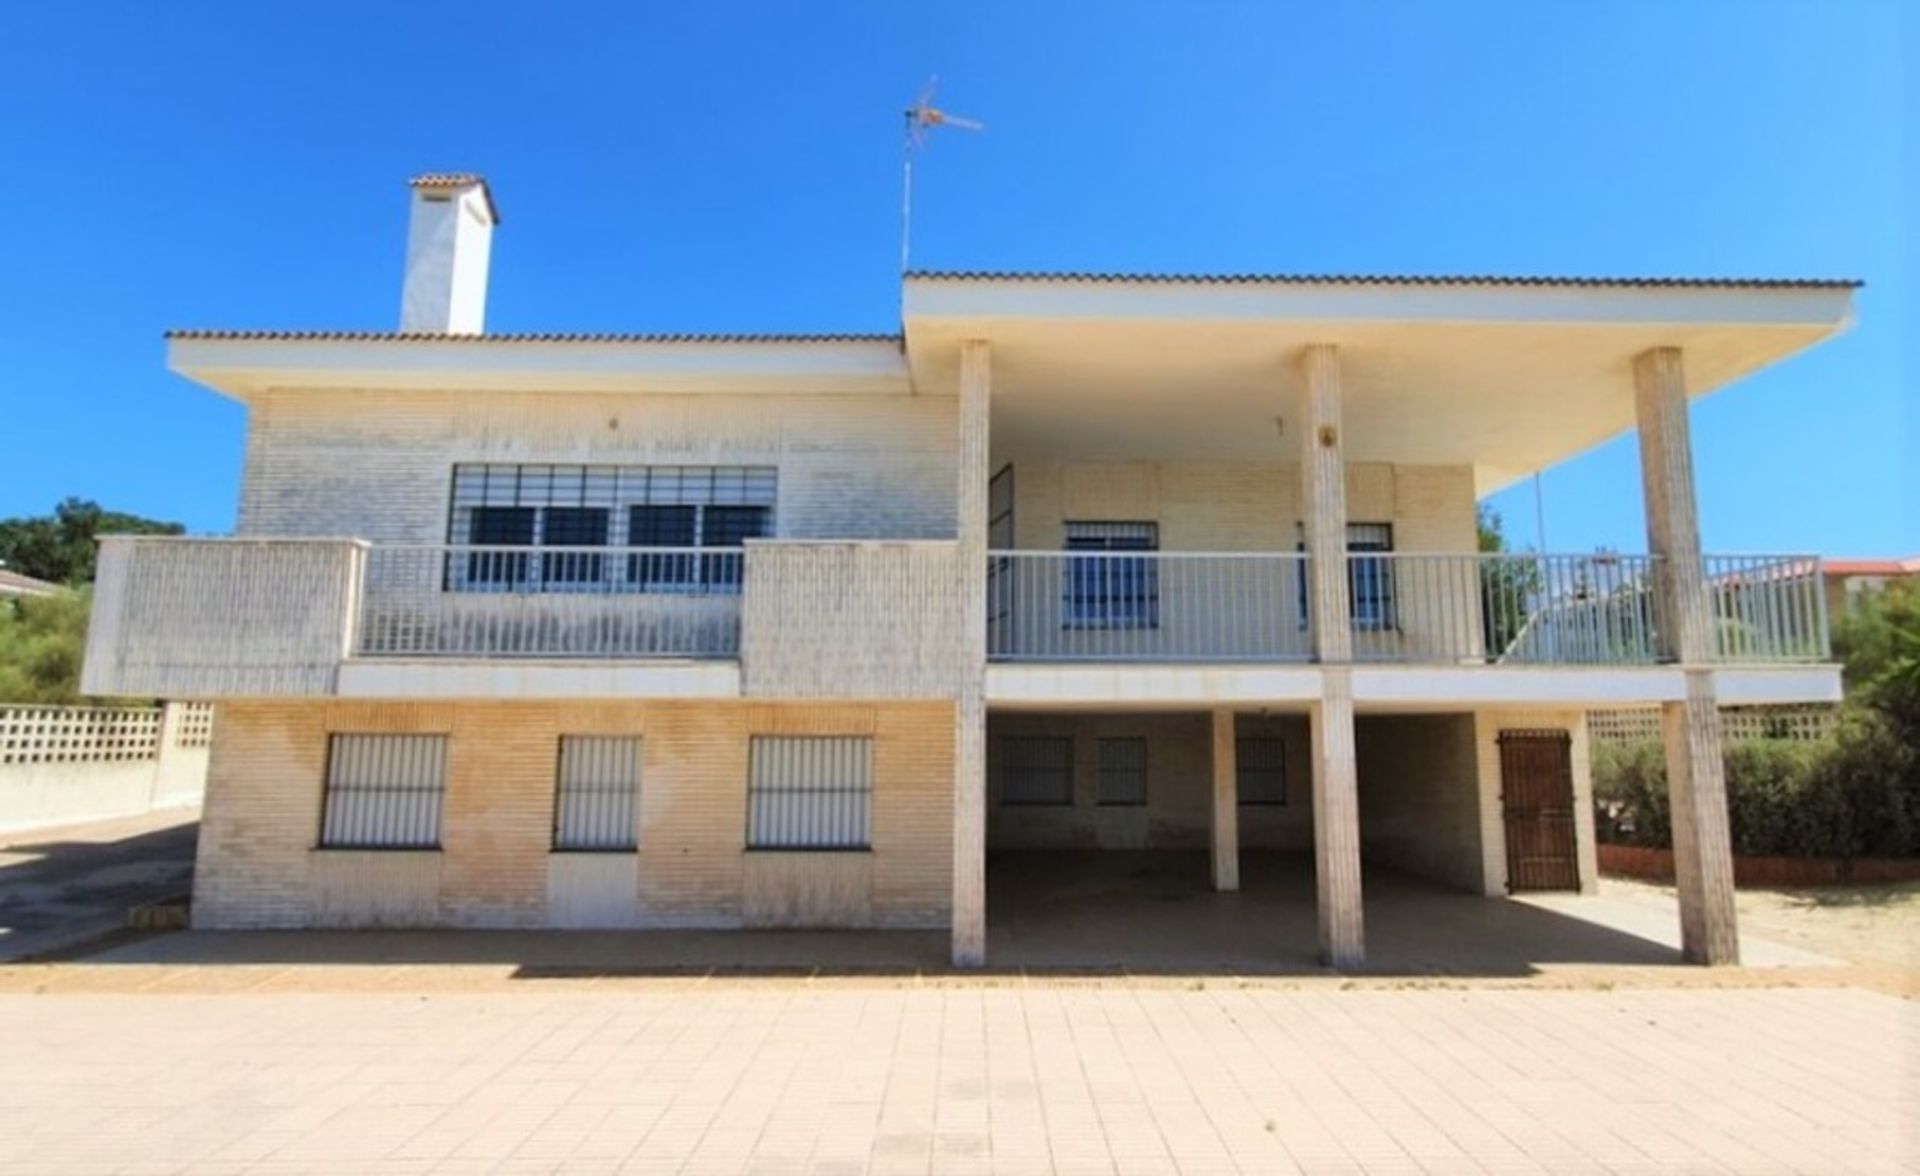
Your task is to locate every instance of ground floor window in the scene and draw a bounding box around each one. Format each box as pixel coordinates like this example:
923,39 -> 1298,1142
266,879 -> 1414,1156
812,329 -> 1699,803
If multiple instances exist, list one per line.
747,736 -> 872,850
1000,735 -> 1074,806
1236,736 -> 1287,805
319,734 -> 448,848
552,736 -> 642,851
1096,737 -> 1148,806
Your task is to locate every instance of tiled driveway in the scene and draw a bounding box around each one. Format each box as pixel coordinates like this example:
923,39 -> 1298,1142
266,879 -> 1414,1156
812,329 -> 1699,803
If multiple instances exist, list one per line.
0,982 -> 1910,1174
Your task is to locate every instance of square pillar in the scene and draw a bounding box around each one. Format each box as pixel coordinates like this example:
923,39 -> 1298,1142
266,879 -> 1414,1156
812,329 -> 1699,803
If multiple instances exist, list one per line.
951,339 -> 991,968
1634,346 -> 1738,965
1311,672 -> 1364,967
1294,344 -> 1364,967
1210,709 -> 1239,892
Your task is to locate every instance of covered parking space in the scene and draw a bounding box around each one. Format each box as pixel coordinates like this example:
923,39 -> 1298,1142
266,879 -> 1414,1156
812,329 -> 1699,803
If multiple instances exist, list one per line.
983,707 -> 1620,972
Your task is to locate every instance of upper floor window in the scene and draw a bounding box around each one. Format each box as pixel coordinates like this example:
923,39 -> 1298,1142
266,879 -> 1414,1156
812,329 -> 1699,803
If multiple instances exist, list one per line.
1296,522 -> 1396,631
447,464 -> 774,594
1063,521 -> 1159,630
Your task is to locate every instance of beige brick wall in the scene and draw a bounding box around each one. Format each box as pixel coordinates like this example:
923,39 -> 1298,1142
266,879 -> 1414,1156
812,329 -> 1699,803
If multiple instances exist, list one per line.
237,388 -> 960,543
1003,459 -> 1476,552
194,699 -> 954,930
986,712 -> 1313,851
1355,713 -> 1483,892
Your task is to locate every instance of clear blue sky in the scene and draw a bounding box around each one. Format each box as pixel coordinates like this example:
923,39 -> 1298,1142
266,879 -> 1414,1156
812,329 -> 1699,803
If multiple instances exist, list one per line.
1,2 -> 1911,555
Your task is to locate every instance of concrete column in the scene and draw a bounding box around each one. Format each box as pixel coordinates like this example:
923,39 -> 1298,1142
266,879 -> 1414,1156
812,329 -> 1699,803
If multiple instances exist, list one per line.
1634,346 -> 1739,965
1210,709 -> 1239,892
1294,343 -> 1364,967
951,339 -> 992,968
1296,344 -> 1353,659
1311,671 -> 1365,967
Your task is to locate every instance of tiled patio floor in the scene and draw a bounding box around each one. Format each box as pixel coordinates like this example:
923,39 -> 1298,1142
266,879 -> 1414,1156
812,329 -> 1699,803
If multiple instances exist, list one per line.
0,983 -> 1910,1174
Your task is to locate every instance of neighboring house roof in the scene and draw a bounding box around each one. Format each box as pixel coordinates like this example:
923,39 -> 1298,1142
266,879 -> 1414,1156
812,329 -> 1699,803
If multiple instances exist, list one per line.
1824,557 -> 1920,577
0,568 -> 62,597
904,271 -> 1863,290
163,329 -> 901,344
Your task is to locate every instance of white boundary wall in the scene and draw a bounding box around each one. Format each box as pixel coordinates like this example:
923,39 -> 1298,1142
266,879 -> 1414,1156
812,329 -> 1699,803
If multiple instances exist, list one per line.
0,703 -> 210,834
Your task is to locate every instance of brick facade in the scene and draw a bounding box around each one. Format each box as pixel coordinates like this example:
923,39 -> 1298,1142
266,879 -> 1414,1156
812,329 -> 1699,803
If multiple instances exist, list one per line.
194,699 -> 954,930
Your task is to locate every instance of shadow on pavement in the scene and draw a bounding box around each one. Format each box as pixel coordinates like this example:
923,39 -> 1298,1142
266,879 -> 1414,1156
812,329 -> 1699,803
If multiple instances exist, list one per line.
60,850 -> 1685,978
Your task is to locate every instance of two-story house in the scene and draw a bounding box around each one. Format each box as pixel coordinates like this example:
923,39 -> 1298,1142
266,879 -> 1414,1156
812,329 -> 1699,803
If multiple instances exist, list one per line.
82,174 -> 1852,967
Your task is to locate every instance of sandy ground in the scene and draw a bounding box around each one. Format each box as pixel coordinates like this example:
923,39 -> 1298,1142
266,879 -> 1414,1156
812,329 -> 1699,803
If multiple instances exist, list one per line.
1602,875 -> 1920,970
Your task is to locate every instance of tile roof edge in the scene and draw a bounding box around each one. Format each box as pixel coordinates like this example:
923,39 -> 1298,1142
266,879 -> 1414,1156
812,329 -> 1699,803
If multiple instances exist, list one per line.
902,271 -> 1864,289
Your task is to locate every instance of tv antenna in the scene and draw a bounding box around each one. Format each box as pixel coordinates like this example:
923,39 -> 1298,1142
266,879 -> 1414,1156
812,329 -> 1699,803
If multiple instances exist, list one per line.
901,78 -> 983,273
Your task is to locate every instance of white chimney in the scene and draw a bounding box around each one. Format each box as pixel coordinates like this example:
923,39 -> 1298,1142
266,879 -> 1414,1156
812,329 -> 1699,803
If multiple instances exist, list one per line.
400,173 -> 498,334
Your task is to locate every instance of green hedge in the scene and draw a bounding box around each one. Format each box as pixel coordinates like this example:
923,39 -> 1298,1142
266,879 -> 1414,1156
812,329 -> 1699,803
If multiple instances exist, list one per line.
1592,709 -> 1918,859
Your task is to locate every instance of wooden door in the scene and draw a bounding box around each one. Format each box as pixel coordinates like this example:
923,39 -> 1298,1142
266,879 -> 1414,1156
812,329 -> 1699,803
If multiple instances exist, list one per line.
1498,730 -> 1579,892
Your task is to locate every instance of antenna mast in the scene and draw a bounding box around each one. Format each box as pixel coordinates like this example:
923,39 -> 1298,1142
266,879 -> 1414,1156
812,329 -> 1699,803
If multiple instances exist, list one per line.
900,78 -> 983,274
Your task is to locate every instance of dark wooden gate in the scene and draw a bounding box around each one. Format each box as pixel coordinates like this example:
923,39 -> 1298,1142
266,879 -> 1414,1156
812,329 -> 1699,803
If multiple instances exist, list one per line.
1498,729 -> 1580,892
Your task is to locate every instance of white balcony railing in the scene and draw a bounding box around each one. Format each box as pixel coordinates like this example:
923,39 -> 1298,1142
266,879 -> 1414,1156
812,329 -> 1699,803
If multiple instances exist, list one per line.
1391,552 -> 1663,665
356,545 -> 742,658
986,551 -> 1828,666
987,551 -> 1314,662
1706,554 -> 1830,663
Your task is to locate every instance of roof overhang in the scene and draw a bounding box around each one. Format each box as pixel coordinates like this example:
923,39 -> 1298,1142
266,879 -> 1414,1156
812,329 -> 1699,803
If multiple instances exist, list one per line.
902,273 -> 1859,493
166,333 -> 911,399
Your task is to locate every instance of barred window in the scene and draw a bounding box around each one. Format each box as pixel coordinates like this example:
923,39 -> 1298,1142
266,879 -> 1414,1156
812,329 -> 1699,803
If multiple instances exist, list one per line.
446,463 -> 775,594
1096,738 -> 1147,806
1295,522 -> 1396,631
747,737 -> 872,850
553,736 -> 641,851
320,734 -> 447,849
1001,736 -> 1074,806
1237,737 -> 1287,806
1063,521 -> 1158,629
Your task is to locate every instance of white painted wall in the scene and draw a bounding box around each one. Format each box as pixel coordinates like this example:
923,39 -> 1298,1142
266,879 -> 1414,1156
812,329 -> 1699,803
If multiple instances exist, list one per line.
401,184 -> 493,334
236,388 -> 960,543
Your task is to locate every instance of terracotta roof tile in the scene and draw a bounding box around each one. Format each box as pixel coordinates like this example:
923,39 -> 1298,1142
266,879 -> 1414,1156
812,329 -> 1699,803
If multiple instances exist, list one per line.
904,270 -> 1863,290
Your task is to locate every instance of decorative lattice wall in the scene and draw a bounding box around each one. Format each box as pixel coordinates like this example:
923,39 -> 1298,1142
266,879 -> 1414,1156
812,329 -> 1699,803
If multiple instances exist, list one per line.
0,706 -> 162,766
173,703 -> 215,749
1589,705 -> 1838,746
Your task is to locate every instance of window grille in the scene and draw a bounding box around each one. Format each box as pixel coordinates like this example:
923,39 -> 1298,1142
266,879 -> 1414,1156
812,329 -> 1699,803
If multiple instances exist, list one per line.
1237,737 -> 1287,806
1096,738 -> 1147,806
1296,522 -> 1396,630
747,736 -> 872,850
1063,521 -> 1158,629
320,734 -> 447,849
446,463 -> 775,594
1001,735 -> 1074,806
553,736 -> 641,851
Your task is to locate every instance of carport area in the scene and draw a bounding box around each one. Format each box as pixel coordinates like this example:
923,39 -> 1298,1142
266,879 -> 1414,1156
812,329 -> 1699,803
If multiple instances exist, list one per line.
984,850 -> 1840,974
980,708 -> 1781,973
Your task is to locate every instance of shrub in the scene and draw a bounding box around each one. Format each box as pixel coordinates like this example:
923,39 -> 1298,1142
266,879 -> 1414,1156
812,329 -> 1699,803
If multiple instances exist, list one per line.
1590,710 -> 1919,860
1591,740 -> 1668,848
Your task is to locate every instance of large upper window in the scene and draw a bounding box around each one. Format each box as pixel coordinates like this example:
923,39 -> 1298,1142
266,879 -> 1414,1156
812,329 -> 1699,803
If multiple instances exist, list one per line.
446,464 -> 774,594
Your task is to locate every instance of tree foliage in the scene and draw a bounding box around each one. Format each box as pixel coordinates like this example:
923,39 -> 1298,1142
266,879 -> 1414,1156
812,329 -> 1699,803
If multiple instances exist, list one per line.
1475,504 -> 1541,656
0,588 -> 92,704
0,497 -> 183,586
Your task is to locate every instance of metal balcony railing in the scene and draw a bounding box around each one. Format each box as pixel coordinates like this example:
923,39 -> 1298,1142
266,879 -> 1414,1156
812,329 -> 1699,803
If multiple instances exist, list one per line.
987,551 -> 1315,662
986,551 -> 1829,666
1704,554 -> 1830,663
